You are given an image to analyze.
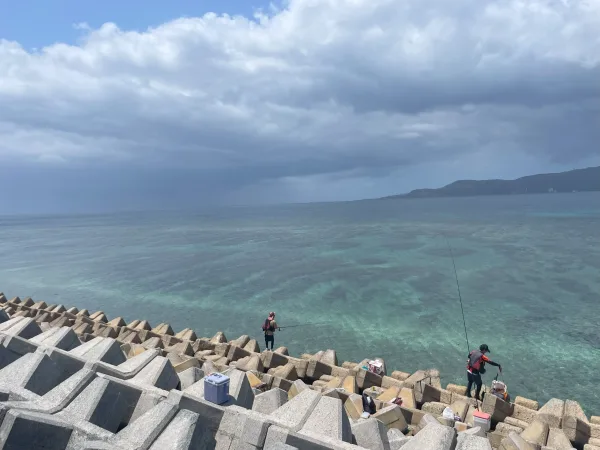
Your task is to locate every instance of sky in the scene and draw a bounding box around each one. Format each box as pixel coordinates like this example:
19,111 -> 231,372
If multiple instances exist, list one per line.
1,0 -> 599,213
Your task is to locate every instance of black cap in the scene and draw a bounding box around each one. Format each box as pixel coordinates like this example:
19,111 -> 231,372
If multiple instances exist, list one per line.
480,344 -> 490,353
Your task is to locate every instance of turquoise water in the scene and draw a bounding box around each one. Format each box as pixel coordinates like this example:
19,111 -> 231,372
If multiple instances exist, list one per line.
1,193 -> 600,412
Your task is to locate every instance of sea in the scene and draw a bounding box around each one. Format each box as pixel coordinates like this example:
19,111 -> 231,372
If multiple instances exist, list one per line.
1,193 -> 599,412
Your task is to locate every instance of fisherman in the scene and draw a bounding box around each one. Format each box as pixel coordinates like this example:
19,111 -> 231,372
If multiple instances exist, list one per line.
262,311 -> 278,351
466,344 -> 502,400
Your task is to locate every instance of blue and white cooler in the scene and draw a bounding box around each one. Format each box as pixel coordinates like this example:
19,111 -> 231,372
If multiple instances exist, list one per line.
204,373 -> 230,405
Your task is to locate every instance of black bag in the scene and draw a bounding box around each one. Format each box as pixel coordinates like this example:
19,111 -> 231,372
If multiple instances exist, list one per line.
262,318 -> 274,332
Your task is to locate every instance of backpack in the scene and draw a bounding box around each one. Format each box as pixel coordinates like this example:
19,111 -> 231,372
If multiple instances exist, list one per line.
262,318 -> 274,332
467,350 -> 486,373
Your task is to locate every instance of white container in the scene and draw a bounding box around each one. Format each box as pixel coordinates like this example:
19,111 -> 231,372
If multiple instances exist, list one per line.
472,410 -> 491,432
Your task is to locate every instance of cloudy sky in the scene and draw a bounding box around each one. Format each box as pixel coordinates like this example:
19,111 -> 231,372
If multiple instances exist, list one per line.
1,0 -> 599,213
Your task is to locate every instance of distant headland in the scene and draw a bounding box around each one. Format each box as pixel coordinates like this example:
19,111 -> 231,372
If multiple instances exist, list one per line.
382,166 -> 600,200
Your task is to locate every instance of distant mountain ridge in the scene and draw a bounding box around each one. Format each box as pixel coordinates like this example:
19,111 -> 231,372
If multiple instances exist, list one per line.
383,166 -> 600,199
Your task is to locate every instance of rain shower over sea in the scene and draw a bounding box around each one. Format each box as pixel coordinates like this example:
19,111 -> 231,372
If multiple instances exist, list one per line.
1,193 -> 600,411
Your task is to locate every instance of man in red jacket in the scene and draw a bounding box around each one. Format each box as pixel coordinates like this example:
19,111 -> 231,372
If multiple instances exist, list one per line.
466,344 -> 502,400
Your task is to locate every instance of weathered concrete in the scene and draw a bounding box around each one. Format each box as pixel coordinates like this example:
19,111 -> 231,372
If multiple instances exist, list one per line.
450,400 -> 469,421
2,297 -> 600,450
270,363 -> 299,382
515,396 -> 540,411
521,419 -> 550,447
225,368 -> 255,409
1,368 -> 95,414
456,433 -> 493,450
90,311 -> 108,323
447,384 -> 468,396
344,393 -> 365,422
236,354 -> 264,373
320,349 -> 338,367
149,409 -> 217,449
300,395 -> 352,442
499,431 -> 537,450
537,398 -> 565,428
211,331 -> 227,344
512,403 -> 539,424
546,427 -> 574,450
505,417 -> 531,430
178,366 -> 205,390
378,386 -> 401,403
372,404 -> 408,432
0,409 -> 74,449
245,339 -> 260,353
270,388 -> 322,432
70,336 -> 127,365
356,367 -> 384,390
483,391 -> 514,424
175,328 -> 198,342
0,317 -> 42,339
352,418 -> 391,450
402,422 -> 456,450
142,337 -> 164,350
422,401 -> 447,416
152,323 -> 174,336
168,341 -> 195,357
130,355 -> 180,391
262,351 -> 290,371
288,379 -> 309,400
0,351 -> 78,398
55,376 -> 143,434
31,326 -> 81,351
253,388 -> 288,415
563,399 -> 591,446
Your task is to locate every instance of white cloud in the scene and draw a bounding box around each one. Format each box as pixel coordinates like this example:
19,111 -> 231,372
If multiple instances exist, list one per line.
0,0 -> 599,206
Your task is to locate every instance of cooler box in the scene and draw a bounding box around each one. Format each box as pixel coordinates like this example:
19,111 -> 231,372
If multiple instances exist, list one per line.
204,373 -> 230,405
473,410 -> 491,432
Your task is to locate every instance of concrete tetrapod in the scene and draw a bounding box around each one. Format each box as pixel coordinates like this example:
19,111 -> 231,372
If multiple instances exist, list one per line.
1,368 -> 96,414
178,366 -> 204,390
270,388 -> 322,432
129,355 -> 180,391
0,409 -> 74,450
401,422 -> 456,450
457,432 -> 493,450
31,326 -> 81,351
299,395 -> 352,442
563,399 -> 591,446
69,336 -> 127,365
0,351 -> 81,399
253,388 -> 288,415
95,347 -> 161,380
499,431 -> 537,450
149,409 -> 217,450
351,418 -> 391,450
54,375 -> 144,441
546,427 -> 575,450
537,398 -> 565,428
520,419 -> 550,448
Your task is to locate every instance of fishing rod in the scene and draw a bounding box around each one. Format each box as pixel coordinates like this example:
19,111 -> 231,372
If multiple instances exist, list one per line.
259,322 -> 330,331
276,322 -> 330,330
444,235 -> 470,356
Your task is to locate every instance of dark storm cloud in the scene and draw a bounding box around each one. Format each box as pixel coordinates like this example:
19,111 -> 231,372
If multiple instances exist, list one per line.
0,0 -> 599,210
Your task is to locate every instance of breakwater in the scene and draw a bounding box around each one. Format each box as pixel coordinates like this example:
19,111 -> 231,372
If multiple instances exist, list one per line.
0,291 -> 599,450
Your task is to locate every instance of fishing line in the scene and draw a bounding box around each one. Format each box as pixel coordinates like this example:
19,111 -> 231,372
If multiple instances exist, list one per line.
444,235 -> 470,355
